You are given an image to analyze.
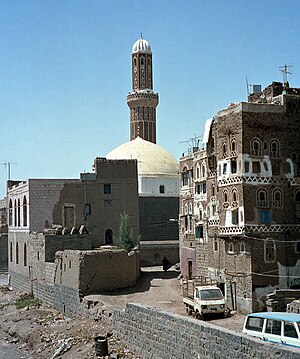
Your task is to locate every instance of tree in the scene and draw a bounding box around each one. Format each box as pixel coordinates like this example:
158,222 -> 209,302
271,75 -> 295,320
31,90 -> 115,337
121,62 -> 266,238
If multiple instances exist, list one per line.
116,212 -> 135,252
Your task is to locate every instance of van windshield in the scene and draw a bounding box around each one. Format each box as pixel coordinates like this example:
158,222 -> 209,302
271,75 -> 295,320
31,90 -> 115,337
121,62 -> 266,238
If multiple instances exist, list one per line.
199,288 -> 223,301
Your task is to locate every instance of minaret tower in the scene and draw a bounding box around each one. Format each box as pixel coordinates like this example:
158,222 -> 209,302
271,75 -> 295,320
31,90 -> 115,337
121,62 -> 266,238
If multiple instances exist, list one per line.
127,36 -> 159,143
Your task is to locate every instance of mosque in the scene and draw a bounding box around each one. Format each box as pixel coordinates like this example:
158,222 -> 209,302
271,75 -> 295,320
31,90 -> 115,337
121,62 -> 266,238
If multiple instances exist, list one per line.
106,37 -> 180,266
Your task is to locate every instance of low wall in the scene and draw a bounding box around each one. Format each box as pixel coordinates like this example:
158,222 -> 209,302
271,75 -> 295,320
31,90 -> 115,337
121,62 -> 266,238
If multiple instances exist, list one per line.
112,303 -> 300,359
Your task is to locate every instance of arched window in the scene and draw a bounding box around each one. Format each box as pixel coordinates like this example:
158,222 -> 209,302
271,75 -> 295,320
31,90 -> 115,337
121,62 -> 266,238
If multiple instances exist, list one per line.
270,139 -> 280,157
140,57 -> 144,66
251,138 -> 262,156
182,167 -> 189,186
17,199 -> 21,227
10,242 -> 13,262
196,166 -> 200,179
257,189 -> 268,207
133,57 -> 137,66
240,242 -> 246,253
228,242 -> 235,254
232,188 -> 238,203
272,188 -> 282,207
23,196 -> 27,227
24,243 -> 27,267
14,199 -> 17,226
231,139 -> 236,153
159,185 -> 165,194
16,242 -> 19,264
105,229 -> 113,245
224,190 -> 228,203
202,164 -> 206,178
222,141 -> 227,157
9,199 -> 13,226
212,184 -> 215,197
214,235 -> 218,252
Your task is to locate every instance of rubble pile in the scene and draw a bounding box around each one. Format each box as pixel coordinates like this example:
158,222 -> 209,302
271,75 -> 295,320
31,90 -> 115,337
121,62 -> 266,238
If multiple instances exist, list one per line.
0,288 -> 140,359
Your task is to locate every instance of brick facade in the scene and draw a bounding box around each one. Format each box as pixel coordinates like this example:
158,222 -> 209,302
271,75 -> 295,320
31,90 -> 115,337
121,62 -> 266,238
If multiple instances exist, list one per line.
179,83 -> 300,313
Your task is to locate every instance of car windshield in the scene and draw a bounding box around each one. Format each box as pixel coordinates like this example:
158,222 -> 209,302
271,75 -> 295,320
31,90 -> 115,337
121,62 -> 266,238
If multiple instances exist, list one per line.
199,288 -> 223,301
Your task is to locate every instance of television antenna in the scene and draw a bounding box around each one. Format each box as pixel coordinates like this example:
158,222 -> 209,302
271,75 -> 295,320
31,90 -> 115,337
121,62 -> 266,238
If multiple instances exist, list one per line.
279,64 -> 292,84
1,161 -> 17,180
180,134 -> 202,151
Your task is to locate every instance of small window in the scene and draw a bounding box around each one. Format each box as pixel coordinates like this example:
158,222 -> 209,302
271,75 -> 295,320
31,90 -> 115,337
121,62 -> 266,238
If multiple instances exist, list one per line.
159,185 -> 165,194
214,236 -> 218,252
270,139 -> 280,158
232,210 -> 239,225
10,242 -> 13,262
252,161 -> 260,173
69,260 -> 72,269
104,184 -> 111,194
265,241 -> 275,262
222,141 -> 227,156
224,190 -> 228,203
84,203 -> 91,216
251,139 -> 262,156
23,196 -> 27,227
272,159 -> 281,175
24,243 -> 27,267
295,242 -> 300,253
228,242 -> 235,254
203,183 -> 207,194
231,139 -> 236,153
232,189 -> 237,203
222,163 -> 227,175
195,225 -> 203,239
16,242 -> 19,264
261,209 -> 270,223
272,189 -> 282,207
231,159 -> 237,174
244,161 -> 249,173
240,242 -> 246,253
212,184 -> 215,197
196,167 -> 200,179
257,189 -> 268,208
182,169 -> 189,186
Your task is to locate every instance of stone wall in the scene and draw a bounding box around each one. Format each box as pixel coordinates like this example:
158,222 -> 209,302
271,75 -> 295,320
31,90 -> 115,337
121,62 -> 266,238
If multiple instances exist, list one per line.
113,303 -> 300,359
0,233 -> 8,270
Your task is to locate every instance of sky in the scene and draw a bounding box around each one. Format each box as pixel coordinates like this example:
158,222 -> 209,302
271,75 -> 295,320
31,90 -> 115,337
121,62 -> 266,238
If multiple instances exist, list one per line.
1,0 -> 300,198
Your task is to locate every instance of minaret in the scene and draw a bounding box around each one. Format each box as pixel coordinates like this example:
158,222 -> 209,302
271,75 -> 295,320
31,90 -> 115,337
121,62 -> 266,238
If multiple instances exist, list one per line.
127,36 -> 159,143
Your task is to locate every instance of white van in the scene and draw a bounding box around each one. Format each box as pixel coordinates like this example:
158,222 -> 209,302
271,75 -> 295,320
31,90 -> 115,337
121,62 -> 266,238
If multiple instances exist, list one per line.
243,312 -> 300,348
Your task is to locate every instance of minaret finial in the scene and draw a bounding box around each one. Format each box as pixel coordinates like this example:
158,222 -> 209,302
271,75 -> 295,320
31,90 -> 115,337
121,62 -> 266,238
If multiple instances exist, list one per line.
140,32 -> 143,39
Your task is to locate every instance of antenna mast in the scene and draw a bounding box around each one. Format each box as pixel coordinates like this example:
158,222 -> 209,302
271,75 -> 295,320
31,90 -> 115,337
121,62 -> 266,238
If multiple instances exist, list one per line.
279,64 -> 292,85
1,161 -> 17,180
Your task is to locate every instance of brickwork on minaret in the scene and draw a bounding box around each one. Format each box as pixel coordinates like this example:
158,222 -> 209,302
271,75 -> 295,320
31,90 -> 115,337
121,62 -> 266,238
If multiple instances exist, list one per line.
127,37 -> 159,143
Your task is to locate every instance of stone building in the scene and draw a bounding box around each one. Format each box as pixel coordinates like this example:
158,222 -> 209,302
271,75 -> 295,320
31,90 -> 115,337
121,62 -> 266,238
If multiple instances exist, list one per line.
0,198 -> 8,272
179,82 -> 300,313
7,157 -> 140,313
107,36 -> 179,266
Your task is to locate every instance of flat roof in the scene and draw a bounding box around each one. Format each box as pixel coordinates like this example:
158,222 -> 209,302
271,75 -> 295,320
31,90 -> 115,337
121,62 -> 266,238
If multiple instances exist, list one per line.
248,312 -> 300,322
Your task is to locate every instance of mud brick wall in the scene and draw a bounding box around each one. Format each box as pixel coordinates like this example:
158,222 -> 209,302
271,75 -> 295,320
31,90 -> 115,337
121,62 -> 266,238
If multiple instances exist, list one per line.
113,303 -> 300,359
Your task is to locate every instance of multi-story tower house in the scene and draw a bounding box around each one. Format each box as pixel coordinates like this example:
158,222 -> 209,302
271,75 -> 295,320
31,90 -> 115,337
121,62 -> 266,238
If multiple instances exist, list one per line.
180,82 -> 300,312
127,36 -> 159,143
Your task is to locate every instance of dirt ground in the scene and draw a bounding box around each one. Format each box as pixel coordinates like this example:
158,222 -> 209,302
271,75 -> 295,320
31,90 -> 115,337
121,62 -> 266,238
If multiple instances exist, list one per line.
0,267 -> 245,359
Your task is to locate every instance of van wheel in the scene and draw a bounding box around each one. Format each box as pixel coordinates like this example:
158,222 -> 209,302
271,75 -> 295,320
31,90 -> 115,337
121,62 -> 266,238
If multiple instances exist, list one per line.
187,307 -> 193,316
195,312 -> 203,320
